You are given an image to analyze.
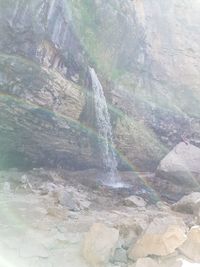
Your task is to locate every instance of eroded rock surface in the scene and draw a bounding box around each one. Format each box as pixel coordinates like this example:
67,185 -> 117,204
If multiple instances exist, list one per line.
0,0 -> 200,171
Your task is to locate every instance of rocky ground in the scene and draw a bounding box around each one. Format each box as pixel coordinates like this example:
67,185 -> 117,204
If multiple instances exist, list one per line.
0,168 -> 200,267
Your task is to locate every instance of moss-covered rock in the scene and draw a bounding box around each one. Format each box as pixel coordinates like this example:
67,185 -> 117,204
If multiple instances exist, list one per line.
0,53 -> 102,169
114,115 -> 167,171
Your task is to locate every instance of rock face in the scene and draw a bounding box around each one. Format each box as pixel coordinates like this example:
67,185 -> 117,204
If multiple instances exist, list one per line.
0,54 -> 101,169
83,223 -> 119,267
128,216 -> 187,260
0,0 -> 97,170
179,226 -> 200,262
71,0 -> 200,169
0,0 -> 200,171
157,142 -> 200,188
1,167 -> 200,267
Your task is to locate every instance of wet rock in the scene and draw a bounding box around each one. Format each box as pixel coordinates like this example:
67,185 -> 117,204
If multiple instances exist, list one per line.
52,186 -> 91,211
179,226 -> 200,262
128,216 -> 187,260
83,223 -> 119,267
0,54 -> 96,171
0,0 -> 200,172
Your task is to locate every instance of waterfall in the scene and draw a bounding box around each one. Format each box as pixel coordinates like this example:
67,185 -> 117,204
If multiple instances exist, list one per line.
89,67 -> 122,186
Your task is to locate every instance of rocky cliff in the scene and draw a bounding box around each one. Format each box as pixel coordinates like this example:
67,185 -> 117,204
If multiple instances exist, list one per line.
0,0 -> 200,171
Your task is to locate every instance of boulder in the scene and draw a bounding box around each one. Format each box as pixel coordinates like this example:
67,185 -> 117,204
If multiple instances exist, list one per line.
128,216 -> 187,260
157,142 -> 200,189
179,226 -> 200,262
83,223 -> 119,267
51,186 -> 91,212
172,192 -> 200,215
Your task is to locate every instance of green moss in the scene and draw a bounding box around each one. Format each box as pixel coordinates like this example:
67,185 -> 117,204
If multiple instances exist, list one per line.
69,0 -> 125,80
0,53 -> 53,92
115,115 -> 168,170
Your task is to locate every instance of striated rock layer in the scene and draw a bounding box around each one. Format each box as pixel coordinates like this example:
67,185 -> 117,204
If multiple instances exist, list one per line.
0,0 -> 200,171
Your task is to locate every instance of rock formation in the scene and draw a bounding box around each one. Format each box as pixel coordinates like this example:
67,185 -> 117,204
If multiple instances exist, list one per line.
157,142 -> 200,186
0,0 -> 200,171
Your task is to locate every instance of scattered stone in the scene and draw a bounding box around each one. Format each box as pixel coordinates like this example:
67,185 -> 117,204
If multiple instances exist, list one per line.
179,226 -> 200,262
83,223 -> 119,267
53,189 -> 80,211
123,196 -> 146,208
172,192 -> 200,215
128,216 -> 187,260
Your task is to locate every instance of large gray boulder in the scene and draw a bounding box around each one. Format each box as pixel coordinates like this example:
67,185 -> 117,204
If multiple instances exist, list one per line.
157,142 -> 200,189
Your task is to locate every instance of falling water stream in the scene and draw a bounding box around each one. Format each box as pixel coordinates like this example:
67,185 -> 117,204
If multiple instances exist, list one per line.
89,67 -> 125,188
